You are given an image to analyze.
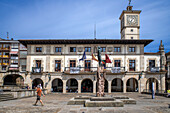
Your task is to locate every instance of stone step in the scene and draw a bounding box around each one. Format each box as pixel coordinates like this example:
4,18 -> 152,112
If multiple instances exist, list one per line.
90,97 -> 115,101
85,100 -> 124,107
0,96 -> 14,99
0,98 -> 15,102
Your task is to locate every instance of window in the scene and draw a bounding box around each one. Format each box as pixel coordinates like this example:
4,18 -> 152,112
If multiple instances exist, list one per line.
55,60 -> 61,72
11,43 -> 18,48
21,65 -> 26,71
114,60 -> 121,67
0,44 -> 2,48
3,44 -> 10,49
70,60 -> 76,67
70,47 -> 76,52
101,47 -> 106,52
85,47 -> 91,52
11,59 -> 18,64
36,60 -> 41,68
85,60 -> 91,71
129,47 -> 135,52
3,59 -> 9,63
3,52 -> 9,56
131,29 -> 133,32
131,37 -> 133,39
149,60 -> 155,71
0,52 -> 2,55
114,47 -> 121,52
2,66 -> 7,70
36,47 -> 42,52
129,60 -> 135,71
55,47 -> 61,52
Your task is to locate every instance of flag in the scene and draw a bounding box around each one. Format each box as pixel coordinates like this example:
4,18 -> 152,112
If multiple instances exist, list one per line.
102,60 -> 106,64
92,54 -> 98,62
105,54 -> 112,63
79,51 -> 86,61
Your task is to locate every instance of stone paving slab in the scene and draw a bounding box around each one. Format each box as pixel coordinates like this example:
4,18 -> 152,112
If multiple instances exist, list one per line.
0,93 -> 170,113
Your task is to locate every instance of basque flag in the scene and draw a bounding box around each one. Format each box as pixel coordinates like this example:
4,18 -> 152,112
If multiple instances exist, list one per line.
79,51 -> 86,61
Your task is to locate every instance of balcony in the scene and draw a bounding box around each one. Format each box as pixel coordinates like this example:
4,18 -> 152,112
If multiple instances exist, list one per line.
64,67 -> 125,75
8,67 -> 20,72
0,47 -> 10,51
32,67 -> 43,74
146,67 -> 160,73
64,67 -> 97,75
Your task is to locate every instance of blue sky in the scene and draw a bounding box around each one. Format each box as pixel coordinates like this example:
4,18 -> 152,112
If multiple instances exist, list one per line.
0,0 -> 170,52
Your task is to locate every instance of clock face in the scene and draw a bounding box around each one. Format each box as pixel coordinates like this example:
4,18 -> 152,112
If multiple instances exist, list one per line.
127,15 -> 138,26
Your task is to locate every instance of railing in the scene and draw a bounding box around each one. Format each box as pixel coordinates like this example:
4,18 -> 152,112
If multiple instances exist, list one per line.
32,67 -> 43,73
8,67 -> 19,71
64,67 -> 98,74
105,67 -> 125,73
64,67 -> 125,74
146,67 -> 160,72
55,67 -> 61,72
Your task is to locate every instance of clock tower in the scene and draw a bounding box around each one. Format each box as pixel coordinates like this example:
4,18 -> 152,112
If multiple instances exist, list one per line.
119,5 -> 141,40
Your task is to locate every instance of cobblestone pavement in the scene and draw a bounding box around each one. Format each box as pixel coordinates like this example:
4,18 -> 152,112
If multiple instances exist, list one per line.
0,93 -> 170,113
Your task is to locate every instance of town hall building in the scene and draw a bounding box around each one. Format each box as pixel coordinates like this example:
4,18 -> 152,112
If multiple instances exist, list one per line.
0,5 -> 167,94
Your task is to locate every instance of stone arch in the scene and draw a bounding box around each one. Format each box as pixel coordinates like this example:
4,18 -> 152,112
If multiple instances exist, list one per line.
66,78 -> 78,93
126,78 -> 138,92
146,78 -> 159,92
32,78 -> 44,89
81,78 -> 93,93
111,78 -> 123,92
3,74 -> 24,86
52,78 -> 63,92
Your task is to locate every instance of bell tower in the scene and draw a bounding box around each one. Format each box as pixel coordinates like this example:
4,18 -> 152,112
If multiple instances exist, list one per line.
119,2 -> 141,40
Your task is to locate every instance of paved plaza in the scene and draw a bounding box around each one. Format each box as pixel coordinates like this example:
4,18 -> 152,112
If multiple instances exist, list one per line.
0,93 -> 170,113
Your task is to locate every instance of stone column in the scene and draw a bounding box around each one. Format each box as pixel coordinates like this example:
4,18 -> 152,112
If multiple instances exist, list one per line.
93,81 -> 96,94
78,80 -> 81,93
161,76 -> 165,91
108,81 -> 112,93
123,80 -> 126,93
138,80 -> 141,93
63,80 -> 66,93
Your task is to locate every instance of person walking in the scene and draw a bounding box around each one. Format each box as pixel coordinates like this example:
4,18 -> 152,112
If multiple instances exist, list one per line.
33,85 -> 45,106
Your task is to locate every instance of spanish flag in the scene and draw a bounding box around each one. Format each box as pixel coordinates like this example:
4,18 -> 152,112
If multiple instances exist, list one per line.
92,54 -> 98,62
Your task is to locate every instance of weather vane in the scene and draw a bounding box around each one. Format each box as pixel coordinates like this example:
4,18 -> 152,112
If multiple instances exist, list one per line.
129,0 -> 131,6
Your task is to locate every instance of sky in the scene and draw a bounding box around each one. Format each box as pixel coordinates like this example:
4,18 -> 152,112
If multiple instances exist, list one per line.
0,0 -> 170,52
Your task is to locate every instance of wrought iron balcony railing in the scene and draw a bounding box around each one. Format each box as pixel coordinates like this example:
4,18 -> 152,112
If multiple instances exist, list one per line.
64,67 -> 125,74
32,67 -> 43,73
146,67 -> 160,72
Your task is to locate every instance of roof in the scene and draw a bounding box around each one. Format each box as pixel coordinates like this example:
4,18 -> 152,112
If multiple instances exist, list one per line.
18,39 -> 153,47
144,52 -> 160,55
166,52 -> 170,56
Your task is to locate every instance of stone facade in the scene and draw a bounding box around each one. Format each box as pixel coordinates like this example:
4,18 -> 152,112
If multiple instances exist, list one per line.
0,5 -> 167,94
